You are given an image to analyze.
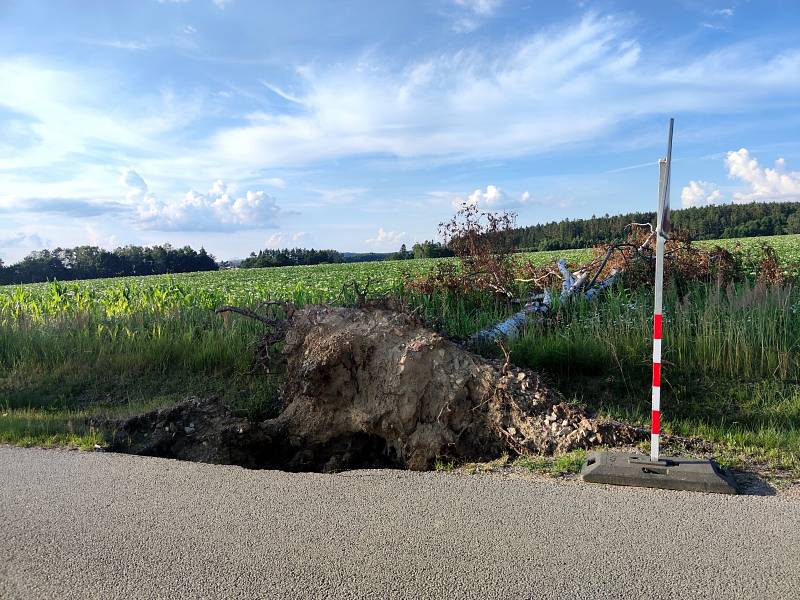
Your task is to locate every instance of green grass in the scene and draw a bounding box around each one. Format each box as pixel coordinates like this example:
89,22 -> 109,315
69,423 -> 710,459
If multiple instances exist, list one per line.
515,450 -> 588,475
434,457 -> 456,472
507,281 -> 800,472
0,307 -> 282,448
1,234 -> 798,473
0,408 -> 105,450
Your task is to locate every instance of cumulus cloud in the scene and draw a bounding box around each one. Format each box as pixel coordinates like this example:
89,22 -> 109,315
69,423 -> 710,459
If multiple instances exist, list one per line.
265,232 -> 286,247
121,170 -> 284,231
460,184 -> 504,208
121,168 -> 153,203
680,149 -> 800,207
365,228 -> 406,245
85,224 -> 119,249
681,180 -> 722,208
264,231 -> 305,247
450,185 -> 551,209
0,232 -> 49,249
726,148 -> 800,203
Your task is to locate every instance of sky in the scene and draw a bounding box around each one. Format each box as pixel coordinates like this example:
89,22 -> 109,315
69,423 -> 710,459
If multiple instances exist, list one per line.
1,0 -> 799,262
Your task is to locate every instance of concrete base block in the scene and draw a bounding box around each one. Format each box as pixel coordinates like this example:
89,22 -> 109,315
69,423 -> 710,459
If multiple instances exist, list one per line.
581,451 -> 737,494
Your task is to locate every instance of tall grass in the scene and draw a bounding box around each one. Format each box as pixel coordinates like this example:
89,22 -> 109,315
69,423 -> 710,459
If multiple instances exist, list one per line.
0,307 -> 280,420
509,281 -> 800,469
2,275 -> 798,471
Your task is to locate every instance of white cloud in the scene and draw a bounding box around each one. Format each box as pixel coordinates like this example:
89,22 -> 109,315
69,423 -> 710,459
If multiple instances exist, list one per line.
0,196 -> 128,217
451,18 -> 479,34
712,8 -> 734,17
460,184 -> 504,208
264,231 -> 304,247
680,149 -> 800,207
213,0 -> 232,8
264,177 -> 287,189
365,228 -> 406,244
681,180 -> 722,208
87,39 -> 154,51
453,0 -> 502,16
120,169 -> 153,204
265,232 -> 286,247
184,25 -> 197,34
451,185 -> 553,209
211,15 -> 800,170
121,172 -> 284,231
0,232 -> 49,249
85,224 -> 119,249
261,81 -> 306,105
305,187 -> 368,206
726,148 -> 800,203
0,58 -> 201,173
4,14 -> 800,223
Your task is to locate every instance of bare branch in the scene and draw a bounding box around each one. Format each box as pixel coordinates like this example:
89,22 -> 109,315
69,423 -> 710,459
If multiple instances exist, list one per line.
215,302 -> 293,327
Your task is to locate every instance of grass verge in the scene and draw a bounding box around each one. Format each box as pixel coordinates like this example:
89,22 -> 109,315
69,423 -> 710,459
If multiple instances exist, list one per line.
1,275 -> 797,479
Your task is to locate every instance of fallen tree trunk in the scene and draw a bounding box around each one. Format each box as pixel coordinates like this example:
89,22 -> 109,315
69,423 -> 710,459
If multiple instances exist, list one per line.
469,290 -> 551,347
471,256 -> 624,346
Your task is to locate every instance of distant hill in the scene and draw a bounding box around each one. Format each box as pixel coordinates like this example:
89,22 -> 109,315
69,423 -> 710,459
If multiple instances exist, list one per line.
501,201 -> 800,251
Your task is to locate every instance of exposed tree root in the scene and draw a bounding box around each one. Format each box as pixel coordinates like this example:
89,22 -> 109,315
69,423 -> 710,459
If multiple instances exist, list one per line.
103,305 -> 644,472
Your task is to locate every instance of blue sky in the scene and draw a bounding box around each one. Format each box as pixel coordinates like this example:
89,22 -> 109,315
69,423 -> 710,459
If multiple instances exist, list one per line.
1,0 -> 799,262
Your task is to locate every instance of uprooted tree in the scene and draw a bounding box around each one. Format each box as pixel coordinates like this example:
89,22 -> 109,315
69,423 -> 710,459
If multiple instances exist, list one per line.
104,206 -> 792,472
107,304 -> 643,471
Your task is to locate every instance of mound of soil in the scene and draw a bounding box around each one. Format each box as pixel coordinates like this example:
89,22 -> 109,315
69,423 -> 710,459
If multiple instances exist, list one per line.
98,398 -> 261,467
106,305 -> 644,471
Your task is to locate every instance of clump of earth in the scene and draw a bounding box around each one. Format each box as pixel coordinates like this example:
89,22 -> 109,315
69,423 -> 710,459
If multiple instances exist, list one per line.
104,305 -> 644,471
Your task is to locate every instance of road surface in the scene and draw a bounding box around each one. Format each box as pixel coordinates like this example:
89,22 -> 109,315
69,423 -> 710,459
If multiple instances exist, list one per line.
1,446 -> 798,599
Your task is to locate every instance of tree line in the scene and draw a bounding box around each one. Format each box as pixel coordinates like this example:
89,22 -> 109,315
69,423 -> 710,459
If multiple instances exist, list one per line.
499,201 -> 800,251
240,248 -> 346,268
0,244 -> 217,285
238,242 -> 454,267
2,201 -> 797,284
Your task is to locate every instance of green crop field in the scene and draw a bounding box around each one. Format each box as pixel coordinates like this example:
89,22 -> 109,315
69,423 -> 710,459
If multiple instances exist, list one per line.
697,233 -> 800,268
1,234 -> 798,478
0,247 -> 596,324
2,236 -> 796,325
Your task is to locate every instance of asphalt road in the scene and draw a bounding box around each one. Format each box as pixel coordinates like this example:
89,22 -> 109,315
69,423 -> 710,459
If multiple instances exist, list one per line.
1,447 -> 798,599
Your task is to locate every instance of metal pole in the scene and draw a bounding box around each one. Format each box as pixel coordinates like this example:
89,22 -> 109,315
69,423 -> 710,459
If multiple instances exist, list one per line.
651,118 -> 673,462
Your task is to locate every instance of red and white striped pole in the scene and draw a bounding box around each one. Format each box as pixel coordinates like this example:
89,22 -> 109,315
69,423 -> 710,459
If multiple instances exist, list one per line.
651,118 -> 673,462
